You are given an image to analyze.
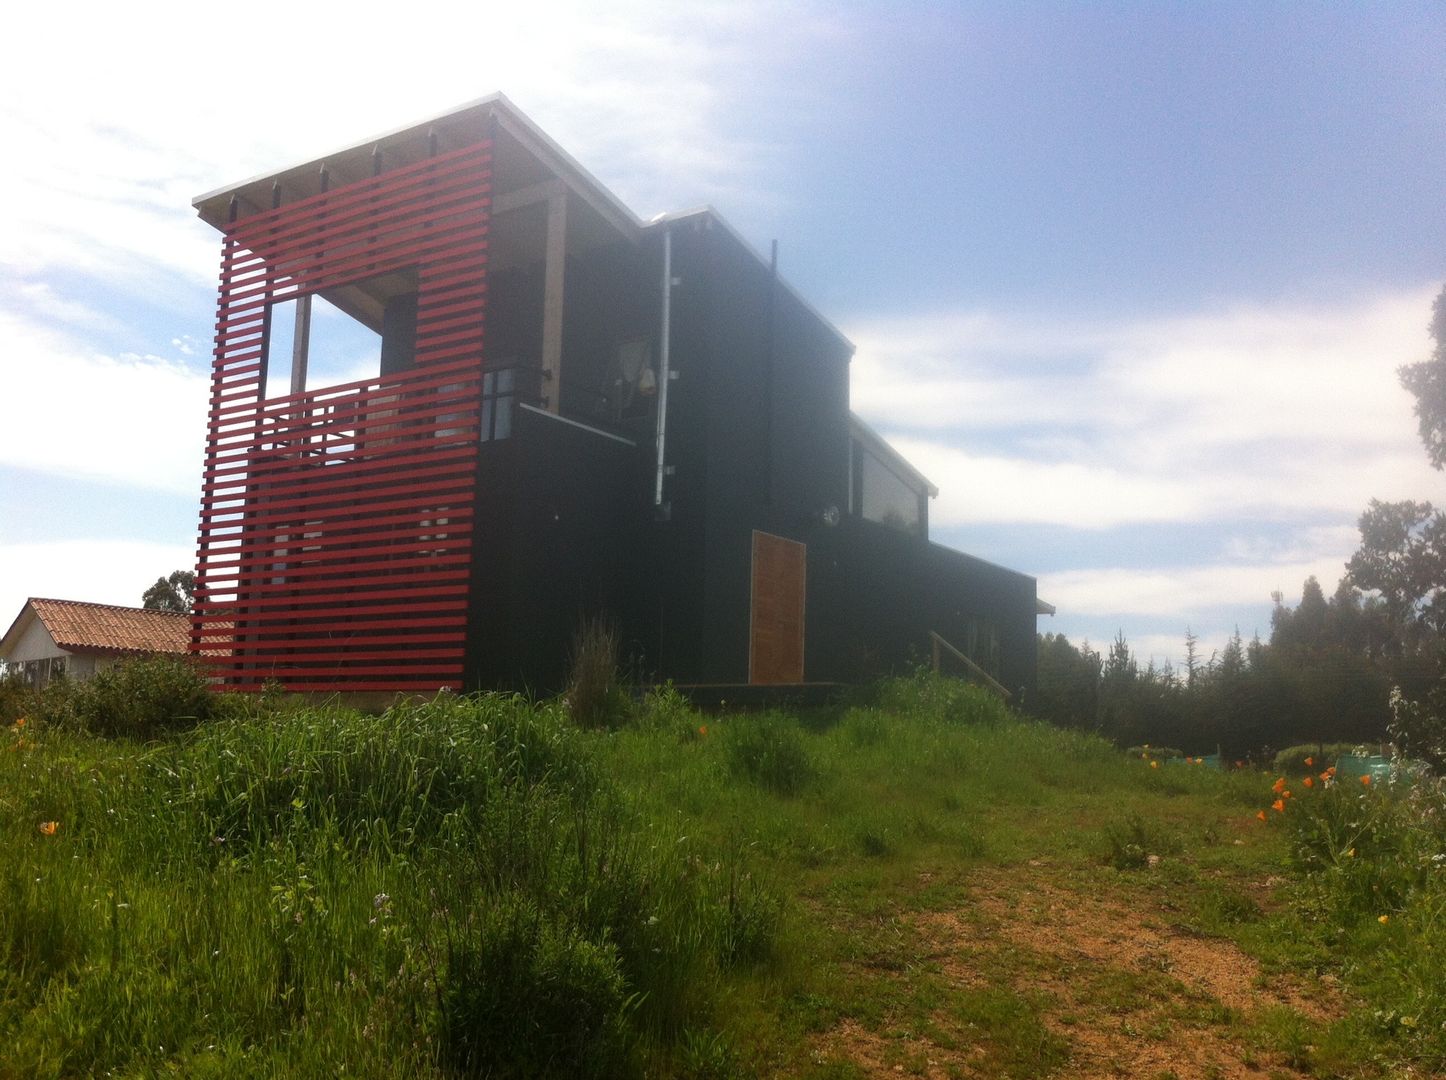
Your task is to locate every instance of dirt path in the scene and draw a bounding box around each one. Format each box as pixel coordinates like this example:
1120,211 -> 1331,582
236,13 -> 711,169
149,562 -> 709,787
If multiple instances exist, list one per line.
810,864 -> 1345,1079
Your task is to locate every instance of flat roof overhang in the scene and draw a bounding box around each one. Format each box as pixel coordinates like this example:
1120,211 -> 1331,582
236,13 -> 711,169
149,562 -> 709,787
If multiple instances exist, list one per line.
193,92 -> 642,253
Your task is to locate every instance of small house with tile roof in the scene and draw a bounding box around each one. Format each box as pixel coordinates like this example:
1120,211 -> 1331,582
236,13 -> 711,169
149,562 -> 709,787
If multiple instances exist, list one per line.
0,599 -> 190,687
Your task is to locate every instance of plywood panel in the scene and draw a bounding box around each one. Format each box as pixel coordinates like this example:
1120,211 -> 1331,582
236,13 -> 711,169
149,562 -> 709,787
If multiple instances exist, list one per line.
749,531 -> 806,684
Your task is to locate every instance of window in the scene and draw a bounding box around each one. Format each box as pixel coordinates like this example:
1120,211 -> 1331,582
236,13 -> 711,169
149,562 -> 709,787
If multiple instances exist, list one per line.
855,443 -> 926,536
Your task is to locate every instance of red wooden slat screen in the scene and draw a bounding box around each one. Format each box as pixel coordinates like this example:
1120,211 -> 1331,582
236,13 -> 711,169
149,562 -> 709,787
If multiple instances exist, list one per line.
190,140 -> 492,692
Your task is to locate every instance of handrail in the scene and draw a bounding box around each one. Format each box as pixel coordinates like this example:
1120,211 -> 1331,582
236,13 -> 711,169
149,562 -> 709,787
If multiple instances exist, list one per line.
929,630 -> 1013,701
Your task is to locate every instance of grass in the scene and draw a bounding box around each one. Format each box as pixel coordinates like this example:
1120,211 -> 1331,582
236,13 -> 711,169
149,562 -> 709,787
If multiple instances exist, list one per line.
1,667 -> 1443,1076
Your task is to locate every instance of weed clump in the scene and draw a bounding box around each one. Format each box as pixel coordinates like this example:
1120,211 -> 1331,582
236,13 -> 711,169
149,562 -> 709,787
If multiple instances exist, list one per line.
564,617 -> 631,729
440,893 -> 634,1079
724,712 -> 813,796
877,669 -> 1011,726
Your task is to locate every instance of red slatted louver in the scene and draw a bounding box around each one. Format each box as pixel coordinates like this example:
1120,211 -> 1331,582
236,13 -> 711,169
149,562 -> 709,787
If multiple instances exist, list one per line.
190,140 -> 492,692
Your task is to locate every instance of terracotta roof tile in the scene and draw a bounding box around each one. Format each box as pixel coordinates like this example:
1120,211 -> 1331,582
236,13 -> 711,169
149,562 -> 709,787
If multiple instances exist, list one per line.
26,598 -> 190,657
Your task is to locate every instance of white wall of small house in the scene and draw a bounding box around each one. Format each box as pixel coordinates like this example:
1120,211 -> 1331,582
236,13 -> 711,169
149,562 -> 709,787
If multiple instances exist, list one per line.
3,611 -> 64,664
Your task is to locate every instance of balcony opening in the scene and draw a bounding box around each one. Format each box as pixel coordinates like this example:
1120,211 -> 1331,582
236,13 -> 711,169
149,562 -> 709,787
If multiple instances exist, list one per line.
262,269 -> 419,399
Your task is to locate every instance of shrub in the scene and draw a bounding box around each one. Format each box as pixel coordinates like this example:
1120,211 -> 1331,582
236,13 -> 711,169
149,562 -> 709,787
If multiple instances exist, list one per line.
0,670 -> 33,725
724,713 -> 813,797
64,656 -> 217,738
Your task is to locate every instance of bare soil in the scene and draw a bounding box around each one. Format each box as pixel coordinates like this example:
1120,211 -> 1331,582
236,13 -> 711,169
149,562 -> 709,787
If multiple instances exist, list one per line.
810,863 -> 1346,1079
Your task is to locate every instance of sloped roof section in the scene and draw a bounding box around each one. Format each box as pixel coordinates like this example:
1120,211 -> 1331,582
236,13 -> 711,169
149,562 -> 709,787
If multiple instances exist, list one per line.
25,599 -> 190,657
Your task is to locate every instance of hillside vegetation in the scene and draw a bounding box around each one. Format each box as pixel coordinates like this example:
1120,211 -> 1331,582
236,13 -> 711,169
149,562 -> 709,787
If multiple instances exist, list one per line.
1,664 -> 1443,1077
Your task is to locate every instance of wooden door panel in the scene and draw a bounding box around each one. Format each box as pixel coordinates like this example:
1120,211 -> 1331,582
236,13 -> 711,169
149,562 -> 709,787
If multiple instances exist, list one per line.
749,530 -> 806,684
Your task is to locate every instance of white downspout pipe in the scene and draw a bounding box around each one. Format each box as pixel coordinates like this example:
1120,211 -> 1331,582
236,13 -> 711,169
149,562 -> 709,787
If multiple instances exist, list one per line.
653,227 -> 673,508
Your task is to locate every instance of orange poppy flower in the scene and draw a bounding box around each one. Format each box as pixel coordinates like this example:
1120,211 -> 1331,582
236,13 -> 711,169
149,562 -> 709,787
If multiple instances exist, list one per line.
1272,799 -> 1286,813
37,821 -> 58,836
1304,756 -> 1314,767
12,717 -> 25,729
1303,777 -> 1314,788
1150,760 -> 1159,769
1272,777 -> 1287,794
697,724 -> 708,737
1256,810 -> 1267,822
1361,774 -> 1372,787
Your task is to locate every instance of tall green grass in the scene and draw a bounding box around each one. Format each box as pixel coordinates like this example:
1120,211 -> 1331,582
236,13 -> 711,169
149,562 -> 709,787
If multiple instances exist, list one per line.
6,666 -> 1425,1076
0,693 -> 781,1077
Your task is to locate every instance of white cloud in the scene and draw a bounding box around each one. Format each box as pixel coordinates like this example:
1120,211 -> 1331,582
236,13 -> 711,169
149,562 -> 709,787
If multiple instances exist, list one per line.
852,284 -> 1441,529
0,2 -> 830,288
0,310 -> 208,494
0,539 -> 195,632
1039,557 -> 1350,621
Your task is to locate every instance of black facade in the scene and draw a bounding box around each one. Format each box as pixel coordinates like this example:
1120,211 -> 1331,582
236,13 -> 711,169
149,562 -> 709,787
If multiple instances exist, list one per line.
467,209 -> 1042,698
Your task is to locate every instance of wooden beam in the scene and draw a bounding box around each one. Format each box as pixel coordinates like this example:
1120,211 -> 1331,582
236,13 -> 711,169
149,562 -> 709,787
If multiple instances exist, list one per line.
929,631 -> 1013,701
290,294 -> 311,396
491,108 -> 639,241
491,177 -> 566,216
540,189 -> 567,412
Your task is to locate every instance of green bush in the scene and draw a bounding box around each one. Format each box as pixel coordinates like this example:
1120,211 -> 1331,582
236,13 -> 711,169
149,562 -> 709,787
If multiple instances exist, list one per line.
724,712 -> 813,797
64,656 -> 217,738
0,671 -> 33,726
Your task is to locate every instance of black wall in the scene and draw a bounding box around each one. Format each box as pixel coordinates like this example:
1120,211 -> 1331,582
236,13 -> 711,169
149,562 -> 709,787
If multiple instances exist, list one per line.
463,406 -> 652,692
807,518 -> 1040,698
657,217 -> 853,684
463,212 -> 1039,696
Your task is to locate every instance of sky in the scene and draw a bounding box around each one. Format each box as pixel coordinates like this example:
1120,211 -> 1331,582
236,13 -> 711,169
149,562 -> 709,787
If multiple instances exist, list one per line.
1,1 -> 1443,671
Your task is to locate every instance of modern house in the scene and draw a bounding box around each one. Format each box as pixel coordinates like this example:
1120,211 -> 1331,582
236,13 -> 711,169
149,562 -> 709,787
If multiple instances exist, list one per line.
1,599 -> 190,687
188,94 -> 1045,698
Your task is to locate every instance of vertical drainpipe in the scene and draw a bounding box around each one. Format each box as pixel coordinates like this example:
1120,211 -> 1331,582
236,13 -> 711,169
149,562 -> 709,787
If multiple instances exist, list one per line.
653,226 -> 673,512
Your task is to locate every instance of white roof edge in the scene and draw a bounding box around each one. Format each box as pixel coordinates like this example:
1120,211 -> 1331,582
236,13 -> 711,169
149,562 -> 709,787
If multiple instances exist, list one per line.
193,92 -> 507,209
849,412 -> 940,497
192,92 -> 644,238
647,206 -> 855,355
